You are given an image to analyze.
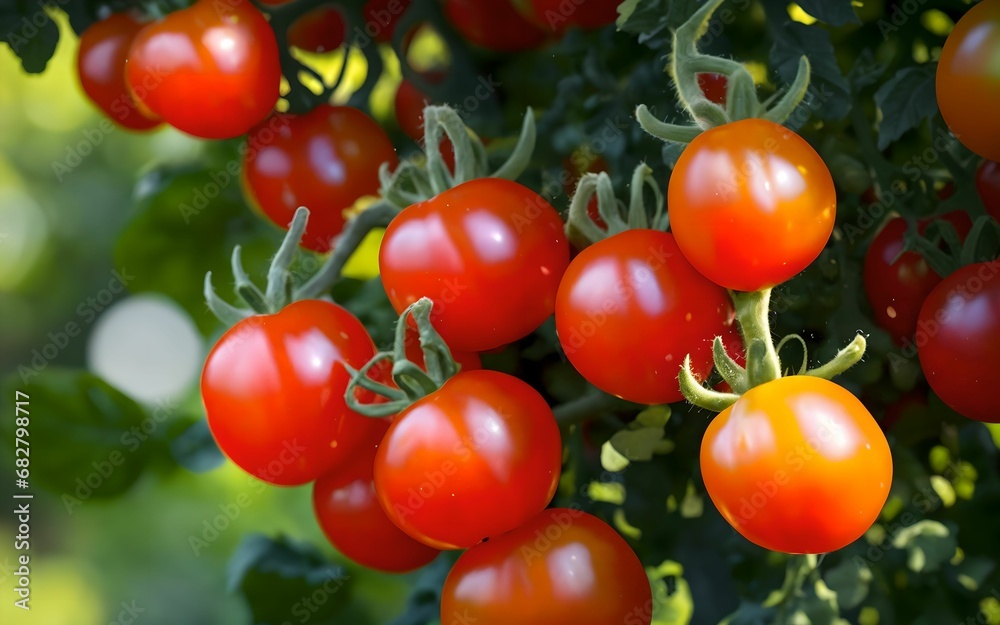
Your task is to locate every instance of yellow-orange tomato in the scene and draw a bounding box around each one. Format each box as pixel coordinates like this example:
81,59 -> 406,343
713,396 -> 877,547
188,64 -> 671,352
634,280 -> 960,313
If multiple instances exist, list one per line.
701,376 -> 892,554
667,118 -> 836,292
937,0 -> 1000,161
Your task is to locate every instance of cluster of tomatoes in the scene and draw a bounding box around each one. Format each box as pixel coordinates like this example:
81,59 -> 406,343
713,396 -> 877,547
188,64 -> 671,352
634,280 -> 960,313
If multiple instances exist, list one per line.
73,0 -> 1000,621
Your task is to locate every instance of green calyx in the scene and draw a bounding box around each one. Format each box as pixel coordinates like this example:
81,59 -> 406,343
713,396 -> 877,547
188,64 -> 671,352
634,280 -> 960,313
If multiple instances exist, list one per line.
678,289 -> 868,413
565,162 -> 668,249
636,0 -> 811,144
379,104 -> 537,208
204,204 -> 398,326
344,297 -> 464,418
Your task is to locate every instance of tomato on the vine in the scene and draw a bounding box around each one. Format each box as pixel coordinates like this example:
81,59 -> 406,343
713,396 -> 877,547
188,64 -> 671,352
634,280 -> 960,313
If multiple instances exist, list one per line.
440,508 -> 652,625
379,178 -> 570,352
125,0 -> 281,139
975,160 -> 1000,223
201,300 -> 385,486
937,0 -> 1000,161
242,105 -> 397,253
442,0 -> 548,52
259,0 -> 345,53
313,420 -> 440,573
701,376 -> 892,554
667,118 -> 836,292
697,72 -> 728,105
555,229 -> 736,405
77,13 -> 162,131
373,370 -> 562,550
917,261 -> 1000,423
512,0 -> 620,32
863,211 -> 972,344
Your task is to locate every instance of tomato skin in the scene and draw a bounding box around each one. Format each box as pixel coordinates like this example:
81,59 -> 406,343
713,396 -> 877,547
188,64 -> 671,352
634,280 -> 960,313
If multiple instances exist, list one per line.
125,0 -> 281,139
440,508 -> 652,625
77,13 -> 162,131
937,0 -> 1000,161
363,0 -> 412,43
555,229 -> 736,405
917,261 -> 1000,423
313,420 -> 440,573
442,0 -> 547,52
379,178 -> 570,352
975,160 -> 1000,223
259,1 -> 345,53
697,72 -> 729,106
513,0 -> 620,32
201,300 -> 385,486
373,370 -> 562,550
668,118 -> 836,292
701,376 -> 892,554
242,105 -> 397,253
863,212 -> 973,345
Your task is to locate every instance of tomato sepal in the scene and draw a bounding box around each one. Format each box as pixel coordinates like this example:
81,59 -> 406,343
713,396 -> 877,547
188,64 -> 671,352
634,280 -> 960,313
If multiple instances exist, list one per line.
565,163 -> 667,249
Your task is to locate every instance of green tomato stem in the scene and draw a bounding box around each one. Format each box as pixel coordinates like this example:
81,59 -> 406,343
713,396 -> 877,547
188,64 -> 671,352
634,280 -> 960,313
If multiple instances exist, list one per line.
264,206 -> 309,309
805,335 -> 867,381
732,289 -> 782,386
490,108 -> 537,182
635,104 -> 703,144
204,272 -> 254,326
678,355 -> 740,413
761,57 -> 811,125
712,335 -> 748,395
553,389 -> 634,428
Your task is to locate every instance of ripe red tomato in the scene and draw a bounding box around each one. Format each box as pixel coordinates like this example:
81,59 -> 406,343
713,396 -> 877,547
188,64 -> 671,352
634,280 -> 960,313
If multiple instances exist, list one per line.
77,13 -> 162,131
442,0 -> 548,52
440,508 -> 652,625
363,0 -> 412,43
917,261 -> 1000,423
242,105 -> 397,252
668,118 -> 836,292
975,160 -> 1000,223
313,420 -> 440,573
373,370 -> 562,550
379,178 -> 570,352
260,0 -> 345,53
863,211 -> 973,344
201,300 -> 385,486
125,0 -> 281,139
513,0 -> 620,32
701,376 -> 892,554
555,229 -> 736,405
937,0 -> 1000,161
697,72 -> 729,105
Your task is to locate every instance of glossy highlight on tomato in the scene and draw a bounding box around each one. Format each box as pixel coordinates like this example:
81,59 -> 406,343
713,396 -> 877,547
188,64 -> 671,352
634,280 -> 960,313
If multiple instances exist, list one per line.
442,0 -> 548,52
701,376 -> 892,554
313,420 -> 440,573
243,105 -> 397,252
556,229 -> 736,405
125,0 -> 281,139
379,178 -> 570,352
667,118 -> 836,292
916,261 -> 1000,423
441,508 -> 652,625
863,212 -> 972,344
937,0 -> 1000,161
77,13 -> 162,131
201,300 -> 385,486
373,370 -> 562,550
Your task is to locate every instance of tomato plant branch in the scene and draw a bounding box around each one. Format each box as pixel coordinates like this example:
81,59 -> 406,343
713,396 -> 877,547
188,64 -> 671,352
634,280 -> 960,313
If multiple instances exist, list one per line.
770,554 -> 820,622
295,201 -> 400,300
731,289 -> 782,387
553,390 -> 635,428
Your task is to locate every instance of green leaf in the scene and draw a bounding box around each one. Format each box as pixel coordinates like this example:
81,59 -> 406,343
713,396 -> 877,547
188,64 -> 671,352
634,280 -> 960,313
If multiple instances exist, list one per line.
768,21 -> 851,121
169,418 -> 225,474
616,0 -> 700,46
228,534 -> 372,625
875,65 -> 938,150
601,440 -> 631,473
647,560 -> 694,625
115,166 -> 280,334
951,556 -> 995,592
0,7 -> 59,73
795,0 -> 860,26
609,426 -> 666,462
1,369 -> 156,503
823,559 -> 872,610
892,520 -> 957,573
